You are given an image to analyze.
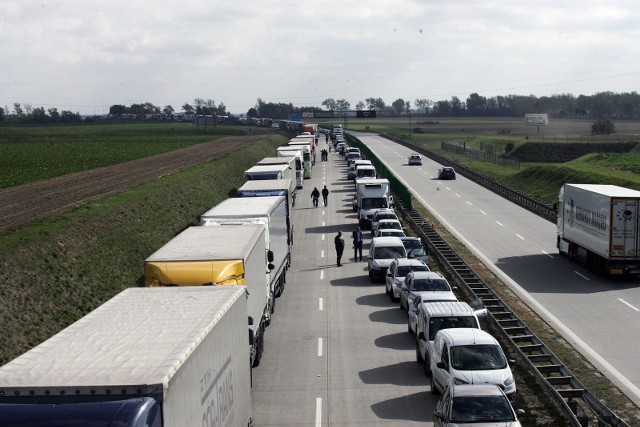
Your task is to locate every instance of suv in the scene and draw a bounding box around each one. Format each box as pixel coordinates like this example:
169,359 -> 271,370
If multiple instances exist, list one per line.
368,236 -> 407,282
408,154 -> 422,165
430,328 -> 516,399
400,271 -> 456,311
413,300 -> 486,376
385,259 -> 430,302
438,167 -> 456,180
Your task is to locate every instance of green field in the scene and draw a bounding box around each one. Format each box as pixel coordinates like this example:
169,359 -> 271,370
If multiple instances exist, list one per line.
0,122 -> 246,188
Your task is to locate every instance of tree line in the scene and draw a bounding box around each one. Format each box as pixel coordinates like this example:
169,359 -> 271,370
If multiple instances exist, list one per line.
2,91 -> 639,125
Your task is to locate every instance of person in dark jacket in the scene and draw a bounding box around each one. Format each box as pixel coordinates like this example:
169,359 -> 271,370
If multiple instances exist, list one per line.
352,226 -> 364,262
311,187 -> 320,208
334,231 -> 345,266
321,185 -> 329,207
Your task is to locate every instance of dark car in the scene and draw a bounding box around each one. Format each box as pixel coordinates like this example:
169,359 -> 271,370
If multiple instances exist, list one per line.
438,167 -> 456,180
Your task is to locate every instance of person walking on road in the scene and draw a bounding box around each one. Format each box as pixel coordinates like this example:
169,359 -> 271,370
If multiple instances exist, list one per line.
352,226 -> 364,262
334,231 -> 345,266
311,187 -> 320,208
321,185 -> 329,207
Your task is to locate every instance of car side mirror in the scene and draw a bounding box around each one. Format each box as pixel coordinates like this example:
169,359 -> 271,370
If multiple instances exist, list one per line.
418,331 -> 426,341
434,410 -> 444,420
436,361 -> 446,370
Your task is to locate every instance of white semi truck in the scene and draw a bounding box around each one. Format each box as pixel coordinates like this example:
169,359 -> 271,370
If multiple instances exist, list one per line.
557,183 -> 640,276
275,147 -> 304,189
144,224 -> 272,368
201,195 -> 290,300
353,178 -> 393,228
0,286 -> 252,427
244,163 -> 296,197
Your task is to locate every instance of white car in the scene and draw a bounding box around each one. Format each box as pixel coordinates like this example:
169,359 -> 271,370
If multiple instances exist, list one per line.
374,229 -> 405,238
430,328 -> 516,399
370,209 -> 398,234
374,218 -> 402,234
385,259 -> 430,302
408,154 -> 422,165
400,271 -> 457,311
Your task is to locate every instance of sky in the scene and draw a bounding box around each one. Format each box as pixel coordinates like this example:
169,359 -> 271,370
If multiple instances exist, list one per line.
1,0 -> 639,115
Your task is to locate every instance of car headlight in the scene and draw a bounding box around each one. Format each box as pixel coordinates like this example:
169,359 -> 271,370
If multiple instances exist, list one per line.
504,376 -> 515,387
453,377 -> 469,385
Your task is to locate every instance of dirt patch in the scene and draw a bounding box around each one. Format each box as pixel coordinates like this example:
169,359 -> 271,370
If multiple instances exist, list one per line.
0,136 -> 258,235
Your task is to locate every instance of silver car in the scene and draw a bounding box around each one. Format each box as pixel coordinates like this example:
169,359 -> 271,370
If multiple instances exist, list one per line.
400,271 -> 457,311
434,384 -> 523,426
385,259 -> 430,302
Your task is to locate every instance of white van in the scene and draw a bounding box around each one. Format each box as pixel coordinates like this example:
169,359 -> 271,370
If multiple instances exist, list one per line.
413,301 -> 486,376
430,328 -> 516,399
368,236 -> 407,282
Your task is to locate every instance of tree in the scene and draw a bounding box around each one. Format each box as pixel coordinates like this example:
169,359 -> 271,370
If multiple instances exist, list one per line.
60,111 -> 81,123
591,119 -> 615,135
31,107 -> 48,123
216,102 -> 228,116
414,99 -> 432,114
466,93 -> 487,116
355,101 -> 365,111
109,104 -> 126,115
335,99 -> 350,111
163,105 -> 174,116
392,98 -> 406,114
47,108 -> 61,122
13,103 -> 24,118
322,98 -> 337,110
0,107 -> 4,122
450,96 -> 464,116
247,108 -> 258,118
365,97 -> 386,110
182,103 -> 194,114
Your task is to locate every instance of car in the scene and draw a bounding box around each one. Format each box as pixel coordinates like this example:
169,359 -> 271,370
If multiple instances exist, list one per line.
375,219 -> 402,233
400,236 -> 428,264
434,384 -> 524,426
438,166 -> 456,180
370,209 -> 398,234
385,258 -> 430,302
430,328 -> 516,399
368,236 -> 407,282
408,154 -> 422,165
374,229 -> 406,238
400,271 -> 457,312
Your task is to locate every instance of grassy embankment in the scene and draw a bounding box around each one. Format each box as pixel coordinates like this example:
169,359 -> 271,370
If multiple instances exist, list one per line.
0,122 -> 246,188
0,132 -> 286,364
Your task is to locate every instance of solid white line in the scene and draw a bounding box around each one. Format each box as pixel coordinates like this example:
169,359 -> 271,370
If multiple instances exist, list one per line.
574,271 -> 591,281
318,338 -> 323,356
515,233 -> 525,240
319,298 -> 323,311
321,250 -> 325,258
495,221 -> 503,226
316,398 -> 322,427
320,270 -> 324,280
619,298 -> 640,312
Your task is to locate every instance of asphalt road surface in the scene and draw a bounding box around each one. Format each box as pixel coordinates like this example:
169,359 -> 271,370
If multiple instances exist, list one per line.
251,145 -> 438,426
354,131 -> 640,407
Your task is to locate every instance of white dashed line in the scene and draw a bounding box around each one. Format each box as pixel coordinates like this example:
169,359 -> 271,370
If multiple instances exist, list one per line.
515,234 -> 525,240
316,398 -> 322,427
619,298 -> 640,312
466,201 -> 473,206
319,298 -> 323,311
495,221 -> 504,226
320,270 -> 324,280
318,338 -> 323,356
479,210 -> 487,215
574,271 -> 591,281
321,250 -> 325,258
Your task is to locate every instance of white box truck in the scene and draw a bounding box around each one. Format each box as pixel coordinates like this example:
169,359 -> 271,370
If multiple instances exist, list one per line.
353,178 -> 393,228
201,196 -> 290,300
275,147 -> 304,189
0,286 -> 252,427
144,224 -> 271,368
557,183 -> 640,276
244,163 -> 296,197
287,141 -> 312,178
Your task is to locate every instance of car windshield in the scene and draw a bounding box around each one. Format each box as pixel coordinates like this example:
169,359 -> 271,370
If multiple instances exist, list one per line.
357,170 -> 376,178
379,222 -> 401,230
411,278 -> 450,292
402,239 -> 420,249
376,213 -> 397,221
451,395 -> 515,423
397,265 -> 429,276
379,230 -> 402,237
374,246 -> 406,259
450,345 -> 508,370
362,198 -> 388,209
428,316 -> 479,340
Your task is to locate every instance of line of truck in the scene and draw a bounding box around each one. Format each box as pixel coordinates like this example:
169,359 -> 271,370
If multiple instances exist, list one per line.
0,130 -> 317,426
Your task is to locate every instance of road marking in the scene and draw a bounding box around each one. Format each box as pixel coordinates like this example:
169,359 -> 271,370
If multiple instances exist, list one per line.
574,271 -> 591,281
542,250 -> 554,258
619,298 -> 640,312
322,221 -> 325,226
321,250 -> 325,258
495,221 -> 504,226
456,193 -> 461,198
318,338 -> 323,356
322,210 -> 325,216
316,398 -> 322,427
466,201 -> 472,206
479,210 -> 487,215
320,270 -> 324,280
515,233 -> 525,240
319,298 -> 323,311
322,234 -> 325,240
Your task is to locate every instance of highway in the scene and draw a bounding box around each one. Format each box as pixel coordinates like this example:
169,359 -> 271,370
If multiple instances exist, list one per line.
251,145 -> 436,425
353,131 -> 640,407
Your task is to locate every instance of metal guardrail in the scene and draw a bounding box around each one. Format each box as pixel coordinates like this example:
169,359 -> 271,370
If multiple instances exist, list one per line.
346,131 -> 629,426
380,133 -> 558,223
